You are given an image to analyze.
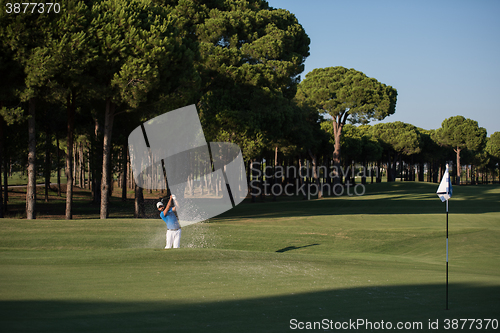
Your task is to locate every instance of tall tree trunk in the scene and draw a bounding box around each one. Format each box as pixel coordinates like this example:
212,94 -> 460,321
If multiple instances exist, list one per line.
26,98 -> 36,219
56,133 -> 61,196
392,153 -> 399,182
92,117 -> 102,205
361,161 -> 367,185
332,119 -> 343,184
199,160 -> 205,196
399,155 -> 403,181
455,147 -> 461,185
100,99 -> 115,219
308,149 -> 322,198
245,159 -> 250,197
134,183 -> 144,218
4,158 -> 8,210
418,162 -> 424,181
392,153 -> 401,181
73,142 -> 77,186
121,143 -> 127,201
426,162 -> 430,183
0,115 -> 4,218
65,92 -> 75,219
44,128 -> 51,202
370,162 -> 374,184
387,152 -> 393,182
261,155 -> 267,198
466,164 -> 470,185
298,158 -> 307,200
0,156 -> 2,218
273,146 -> 278,201
250,159 -> 257,203
376,160 -> 381,183
87,142 -> 91,190
127,150 -> 133,190
351,160 -> 355,185
325,155 -> 331,186
79,141 -> 84,188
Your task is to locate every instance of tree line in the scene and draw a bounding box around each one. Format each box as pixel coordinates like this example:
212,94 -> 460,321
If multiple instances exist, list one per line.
0,0 -> 498,219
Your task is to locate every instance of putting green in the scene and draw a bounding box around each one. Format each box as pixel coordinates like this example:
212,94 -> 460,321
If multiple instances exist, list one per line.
0,182 -> 499,332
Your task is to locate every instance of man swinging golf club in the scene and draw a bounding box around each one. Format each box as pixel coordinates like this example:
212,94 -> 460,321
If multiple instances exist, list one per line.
157,194 -> 181,249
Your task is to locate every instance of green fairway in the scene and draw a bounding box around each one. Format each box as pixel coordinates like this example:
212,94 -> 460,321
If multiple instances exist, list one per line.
1,182 -> 499,332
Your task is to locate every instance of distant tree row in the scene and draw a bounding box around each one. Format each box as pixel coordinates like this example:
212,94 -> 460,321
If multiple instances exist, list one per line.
248,113 -> 499,202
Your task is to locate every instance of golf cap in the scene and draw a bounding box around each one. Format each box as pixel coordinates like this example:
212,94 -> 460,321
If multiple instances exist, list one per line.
156,202 -> 164,209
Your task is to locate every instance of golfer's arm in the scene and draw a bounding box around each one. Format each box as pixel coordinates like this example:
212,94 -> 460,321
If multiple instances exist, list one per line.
164,198 -> 173,213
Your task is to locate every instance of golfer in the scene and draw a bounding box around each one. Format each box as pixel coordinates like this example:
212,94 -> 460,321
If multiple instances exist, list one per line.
157,195 -> 181,249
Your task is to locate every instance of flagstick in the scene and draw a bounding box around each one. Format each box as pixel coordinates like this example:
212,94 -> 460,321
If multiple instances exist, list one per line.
437,163 -> 452,310
446,198 -> 449,310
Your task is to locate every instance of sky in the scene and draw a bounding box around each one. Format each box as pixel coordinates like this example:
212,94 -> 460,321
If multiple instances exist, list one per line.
266,0 -> 500,136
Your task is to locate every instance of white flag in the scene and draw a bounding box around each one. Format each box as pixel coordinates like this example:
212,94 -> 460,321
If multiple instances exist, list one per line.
436,164 -> 453,202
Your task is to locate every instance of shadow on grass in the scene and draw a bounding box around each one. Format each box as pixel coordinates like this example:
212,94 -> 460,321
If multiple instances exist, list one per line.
1,283 -> 498,332
276,243 -> 320,253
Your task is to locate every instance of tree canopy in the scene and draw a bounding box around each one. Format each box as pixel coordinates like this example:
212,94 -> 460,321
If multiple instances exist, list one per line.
372,122 -> 422,156
486,132 -> 500,160
434,115 -> 487,185
296,67 -> 397,125
295,66 -> 397,173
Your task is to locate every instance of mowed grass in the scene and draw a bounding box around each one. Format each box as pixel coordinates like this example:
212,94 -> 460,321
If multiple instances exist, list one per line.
0,182 -> 499,332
